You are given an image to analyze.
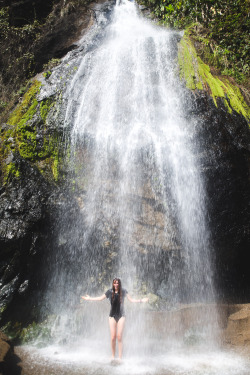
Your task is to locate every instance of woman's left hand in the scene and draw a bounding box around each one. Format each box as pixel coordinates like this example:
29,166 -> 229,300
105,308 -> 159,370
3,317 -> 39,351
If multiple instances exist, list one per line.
141,297 -> 149,303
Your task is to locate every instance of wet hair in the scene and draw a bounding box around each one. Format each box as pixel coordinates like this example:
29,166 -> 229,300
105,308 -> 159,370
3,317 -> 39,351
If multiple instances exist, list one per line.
112,278 -> 122,303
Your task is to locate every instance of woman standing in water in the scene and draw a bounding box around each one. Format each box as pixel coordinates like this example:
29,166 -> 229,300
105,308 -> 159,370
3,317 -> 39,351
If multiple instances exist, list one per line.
81,277 -> 148,360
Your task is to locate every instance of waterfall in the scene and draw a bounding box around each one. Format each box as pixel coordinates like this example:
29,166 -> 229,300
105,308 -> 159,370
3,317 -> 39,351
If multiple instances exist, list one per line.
39,0 -> 218,350
23,1 -> 250,374
62,0 -> 216,303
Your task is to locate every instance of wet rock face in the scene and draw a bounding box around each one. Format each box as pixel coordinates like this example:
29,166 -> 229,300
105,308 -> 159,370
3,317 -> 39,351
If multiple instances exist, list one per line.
0,0 -> 249,329
0,154 -> 81,325
0,157 -> 51,323
186,91 -> 250,299
0,0 -> 112,105
0,0 -> 117,327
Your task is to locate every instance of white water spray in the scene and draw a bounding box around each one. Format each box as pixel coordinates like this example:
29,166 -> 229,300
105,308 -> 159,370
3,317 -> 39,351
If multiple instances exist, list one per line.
29,1 -> 250,374
65,0 -> 215,303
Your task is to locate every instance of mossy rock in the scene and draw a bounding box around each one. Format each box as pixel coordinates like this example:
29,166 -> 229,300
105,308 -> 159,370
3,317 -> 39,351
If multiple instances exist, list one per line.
2,318 -> 53,346
1,80 -> 67,183
178,33 -> 250,123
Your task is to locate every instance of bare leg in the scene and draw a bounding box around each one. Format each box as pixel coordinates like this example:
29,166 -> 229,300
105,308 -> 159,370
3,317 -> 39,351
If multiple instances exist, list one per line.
117,317 -> 125,359
109,317 -> 117,359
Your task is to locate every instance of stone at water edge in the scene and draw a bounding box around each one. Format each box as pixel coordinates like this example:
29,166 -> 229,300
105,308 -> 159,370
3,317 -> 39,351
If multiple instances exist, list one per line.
0,331 -> 22,375
224,305 -> 250,348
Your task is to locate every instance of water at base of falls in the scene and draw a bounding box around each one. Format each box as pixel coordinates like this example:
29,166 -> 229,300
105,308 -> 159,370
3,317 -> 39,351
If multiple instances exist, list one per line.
18,343 -> 250,375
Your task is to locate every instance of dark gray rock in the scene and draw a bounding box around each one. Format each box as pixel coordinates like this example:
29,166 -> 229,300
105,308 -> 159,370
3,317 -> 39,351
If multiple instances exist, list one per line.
0,0 -> 249,332
188,92 -> 250,300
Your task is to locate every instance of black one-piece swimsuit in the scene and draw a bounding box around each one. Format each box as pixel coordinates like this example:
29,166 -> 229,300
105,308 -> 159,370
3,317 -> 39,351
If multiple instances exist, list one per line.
105,289 -> 128,322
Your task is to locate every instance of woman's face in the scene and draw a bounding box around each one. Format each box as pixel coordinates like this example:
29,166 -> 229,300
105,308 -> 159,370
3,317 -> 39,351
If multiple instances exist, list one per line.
113,279 -> 119,290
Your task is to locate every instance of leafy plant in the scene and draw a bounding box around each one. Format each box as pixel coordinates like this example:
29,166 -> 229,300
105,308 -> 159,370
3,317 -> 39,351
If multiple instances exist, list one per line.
139,0 -> 250,84
43,58 -> 61,71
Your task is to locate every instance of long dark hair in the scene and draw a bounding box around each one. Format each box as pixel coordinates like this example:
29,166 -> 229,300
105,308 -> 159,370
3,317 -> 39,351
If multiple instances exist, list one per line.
112,278 -> 122,303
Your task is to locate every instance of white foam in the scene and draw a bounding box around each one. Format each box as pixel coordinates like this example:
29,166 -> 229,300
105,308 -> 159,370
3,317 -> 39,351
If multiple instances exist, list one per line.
22,344 -> 250,375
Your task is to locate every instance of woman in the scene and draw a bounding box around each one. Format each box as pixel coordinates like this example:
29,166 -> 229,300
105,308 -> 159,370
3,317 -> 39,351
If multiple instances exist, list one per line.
81,277 -> 148,360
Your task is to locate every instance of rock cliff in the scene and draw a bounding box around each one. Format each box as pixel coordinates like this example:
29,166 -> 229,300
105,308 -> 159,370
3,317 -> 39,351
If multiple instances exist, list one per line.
0,0 -> 249,335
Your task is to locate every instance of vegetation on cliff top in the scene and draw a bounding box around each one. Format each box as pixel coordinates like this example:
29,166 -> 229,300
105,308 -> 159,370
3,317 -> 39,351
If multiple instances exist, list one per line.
139,0 -> 250,85
0,0 -> 93,123
178,33 -> 250,121
1,0 -> 249,124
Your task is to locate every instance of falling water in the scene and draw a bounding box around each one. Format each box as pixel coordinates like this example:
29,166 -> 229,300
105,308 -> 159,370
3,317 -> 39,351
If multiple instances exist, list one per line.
63,0 -> 216,305
26,1 -> 250,374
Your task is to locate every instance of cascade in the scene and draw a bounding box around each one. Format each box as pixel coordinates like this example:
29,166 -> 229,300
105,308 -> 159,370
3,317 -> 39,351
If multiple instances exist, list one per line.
62,0 -> 215,305
23,1 -> 250,374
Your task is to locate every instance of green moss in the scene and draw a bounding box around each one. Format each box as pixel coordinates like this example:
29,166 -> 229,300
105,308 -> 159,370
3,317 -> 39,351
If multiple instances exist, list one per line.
52,155 -> 59,181
8,81 -> 41,126
0,303 -> 8,315
221,81 -> 249,120
178,34 -> 250,121
2,321 -> 23,342
7,81 -> 41,160
43,58 -> 61,71
139,0 -> 249,83
2,319 -> 53,346
0,80 -> 63,182
40,98 -> 54,123
178,36 -> 198,90
4,162 -> 20,182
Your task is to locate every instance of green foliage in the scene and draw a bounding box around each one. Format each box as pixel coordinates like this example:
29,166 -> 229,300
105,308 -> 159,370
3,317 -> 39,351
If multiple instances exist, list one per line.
0,6 -> 40,122
178,33 -> 250,120
43,58 -> 61,71
43,71 -> 52,79
0,100 -> 7,110
139,0 -> 250,83
0,0 -> 95,124
0,7 -> 40,80
0,7 -> 9,29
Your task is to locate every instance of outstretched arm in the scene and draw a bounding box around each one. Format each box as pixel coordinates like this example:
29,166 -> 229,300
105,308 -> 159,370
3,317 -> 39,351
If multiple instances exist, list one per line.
81,294 -> 106,301
127,294 -> 148,303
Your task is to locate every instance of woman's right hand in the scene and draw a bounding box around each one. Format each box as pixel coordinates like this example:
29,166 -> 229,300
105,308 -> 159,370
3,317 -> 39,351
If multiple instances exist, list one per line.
81,294 -> 90,300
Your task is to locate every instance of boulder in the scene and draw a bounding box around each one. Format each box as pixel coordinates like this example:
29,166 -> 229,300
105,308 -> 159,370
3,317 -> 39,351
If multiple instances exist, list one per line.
224,304 -> 250,347
0,332 -> 22,375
